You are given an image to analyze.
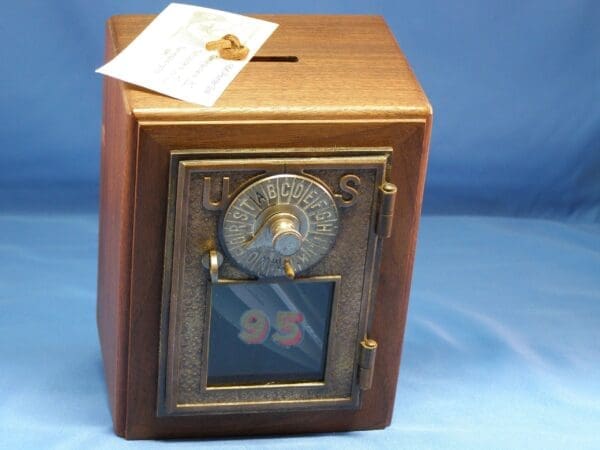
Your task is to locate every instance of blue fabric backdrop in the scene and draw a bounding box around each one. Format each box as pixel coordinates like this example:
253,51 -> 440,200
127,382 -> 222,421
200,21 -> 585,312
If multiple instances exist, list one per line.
1,0 -> 598,219
0,1 -> 598,449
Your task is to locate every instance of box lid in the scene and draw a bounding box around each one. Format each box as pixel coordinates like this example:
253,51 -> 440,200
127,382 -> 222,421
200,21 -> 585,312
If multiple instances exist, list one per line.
107,14 -> 431,122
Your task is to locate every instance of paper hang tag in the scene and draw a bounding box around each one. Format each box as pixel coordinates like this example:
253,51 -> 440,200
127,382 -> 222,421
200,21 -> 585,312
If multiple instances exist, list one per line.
96,3 -> 278,107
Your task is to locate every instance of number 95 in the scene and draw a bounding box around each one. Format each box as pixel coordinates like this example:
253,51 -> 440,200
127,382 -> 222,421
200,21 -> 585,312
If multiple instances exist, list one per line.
239,309 -> 304,347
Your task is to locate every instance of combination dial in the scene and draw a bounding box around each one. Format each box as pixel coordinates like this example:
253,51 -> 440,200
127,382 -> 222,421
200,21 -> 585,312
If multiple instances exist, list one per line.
221,174 -> 339,278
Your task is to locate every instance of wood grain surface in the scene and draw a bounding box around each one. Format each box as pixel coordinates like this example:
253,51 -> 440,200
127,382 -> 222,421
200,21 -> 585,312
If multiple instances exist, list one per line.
107,14 -> 431,121
97,14 -> 432,439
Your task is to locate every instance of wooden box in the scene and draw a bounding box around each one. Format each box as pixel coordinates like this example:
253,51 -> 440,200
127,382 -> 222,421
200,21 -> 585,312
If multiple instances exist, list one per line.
97,14 -> 431,440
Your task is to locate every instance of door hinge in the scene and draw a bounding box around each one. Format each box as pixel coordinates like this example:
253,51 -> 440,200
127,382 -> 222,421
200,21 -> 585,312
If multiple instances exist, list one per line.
358,338 -> 378,390
376,182 -> 397,238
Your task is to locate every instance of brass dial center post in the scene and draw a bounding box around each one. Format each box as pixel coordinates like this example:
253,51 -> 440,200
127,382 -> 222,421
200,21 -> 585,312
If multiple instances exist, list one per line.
266,212 -> 302,256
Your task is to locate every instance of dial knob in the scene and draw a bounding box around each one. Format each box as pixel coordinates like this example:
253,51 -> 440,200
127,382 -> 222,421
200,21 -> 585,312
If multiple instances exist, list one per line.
268,212 -> 302,256
221,174 -> 339,278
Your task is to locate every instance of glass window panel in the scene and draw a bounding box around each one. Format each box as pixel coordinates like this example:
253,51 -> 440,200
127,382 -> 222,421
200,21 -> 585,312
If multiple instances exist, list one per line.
207,279 -> 334,387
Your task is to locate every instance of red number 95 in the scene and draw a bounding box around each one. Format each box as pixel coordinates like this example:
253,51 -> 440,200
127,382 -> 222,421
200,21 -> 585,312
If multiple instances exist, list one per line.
238,309 -> 304,347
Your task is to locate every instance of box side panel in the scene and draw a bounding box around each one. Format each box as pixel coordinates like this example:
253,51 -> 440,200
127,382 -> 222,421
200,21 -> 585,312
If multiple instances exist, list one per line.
96,19 -> 137,437
367,113 -> 432,427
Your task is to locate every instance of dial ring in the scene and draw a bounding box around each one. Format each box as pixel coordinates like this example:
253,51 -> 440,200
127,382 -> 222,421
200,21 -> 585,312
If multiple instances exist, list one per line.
221,174 -> 339,278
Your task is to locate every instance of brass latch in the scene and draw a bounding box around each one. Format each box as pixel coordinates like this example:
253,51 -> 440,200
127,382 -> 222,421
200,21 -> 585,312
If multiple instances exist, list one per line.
358,338 -> 378,390
376,182 -> 397,238
201,249 -> 223,283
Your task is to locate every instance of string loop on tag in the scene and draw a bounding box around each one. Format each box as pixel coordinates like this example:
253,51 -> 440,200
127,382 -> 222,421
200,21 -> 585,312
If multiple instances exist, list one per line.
205,34 -> 249,61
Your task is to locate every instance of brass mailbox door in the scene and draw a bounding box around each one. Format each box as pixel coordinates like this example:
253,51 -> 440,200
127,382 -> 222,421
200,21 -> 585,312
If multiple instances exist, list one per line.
157,148 -> 396,416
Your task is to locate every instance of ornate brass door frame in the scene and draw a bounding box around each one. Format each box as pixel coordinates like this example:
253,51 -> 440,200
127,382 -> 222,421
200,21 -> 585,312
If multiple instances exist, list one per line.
157,148 -> 395,416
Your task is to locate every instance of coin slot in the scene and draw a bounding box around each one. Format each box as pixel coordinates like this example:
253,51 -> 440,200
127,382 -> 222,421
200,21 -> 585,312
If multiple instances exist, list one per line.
250,56 -> 299,62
